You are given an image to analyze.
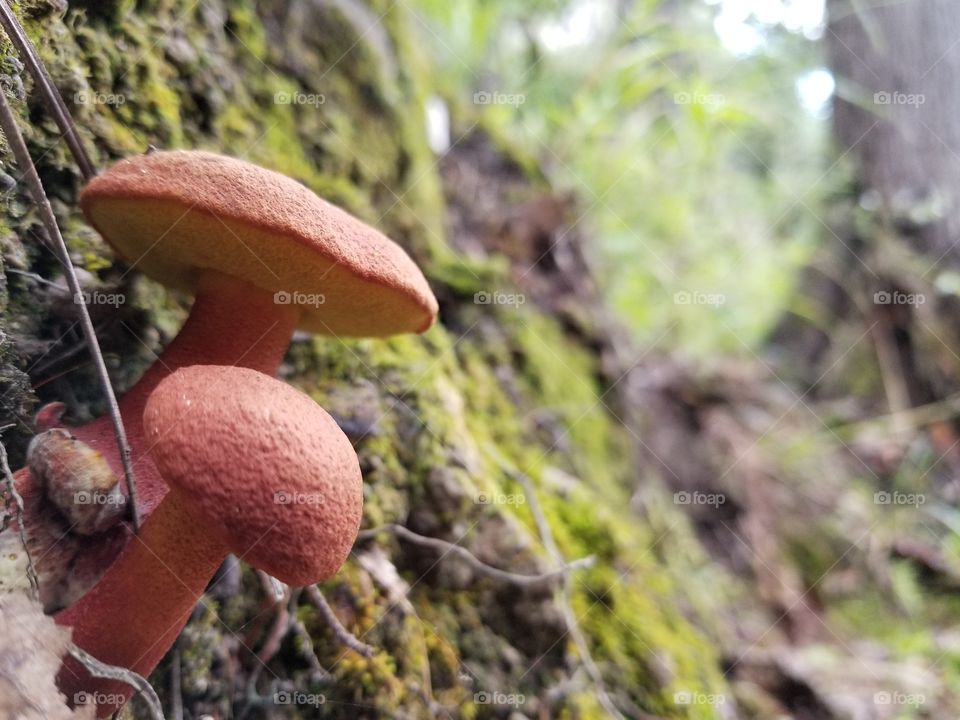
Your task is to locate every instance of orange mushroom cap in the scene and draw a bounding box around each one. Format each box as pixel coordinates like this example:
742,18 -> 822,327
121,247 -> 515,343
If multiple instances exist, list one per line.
80,150 -> 438,336
142,365 -> 363,584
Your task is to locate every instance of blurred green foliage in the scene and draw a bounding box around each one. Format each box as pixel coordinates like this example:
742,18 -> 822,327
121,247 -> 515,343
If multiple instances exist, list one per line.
411,0 -> 835,356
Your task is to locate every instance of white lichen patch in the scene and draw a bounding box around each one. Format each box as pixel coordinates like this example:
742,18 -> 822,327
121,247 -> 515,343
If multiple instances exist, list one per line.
0,593 -> 95,718
0,528 -> 31,598
0,510 -> 92,613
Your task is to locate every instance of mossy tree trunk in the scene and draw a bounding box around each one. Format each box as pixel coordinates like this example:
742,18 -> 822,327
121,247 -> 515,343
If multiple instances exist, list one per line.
0,2 -> 731,718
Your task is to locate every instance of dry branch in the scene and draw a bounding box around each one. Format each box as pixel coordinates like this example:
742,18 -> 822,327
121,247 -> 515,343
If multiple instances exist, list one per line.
356,523 -> 595,590
496,453 -> 632,720
304,584 -> 376,658
68,645 -> 164,720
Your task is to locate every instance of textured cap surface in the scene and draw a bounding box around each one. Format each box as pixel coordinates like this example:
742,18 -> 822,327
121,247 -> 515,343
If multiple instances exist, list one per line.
142,365 -> 363,584
80,150 -> 438,337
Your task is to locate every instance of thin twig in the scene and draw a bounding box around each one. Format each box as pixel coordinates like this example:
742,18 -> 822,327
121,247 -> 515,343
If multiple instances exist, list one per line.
0,1 -> 96,180
304,585 -> 376,658
254,594 -> 289,663
407,611 -> 435,706
261,570 -> 285,602
240,570 -> 283,666
354,548 -> 434,699
243,578 -> 332,715
247,571 -> 289,689
286,588 -> 331,682
5,266 -> 62,289
503,461 -> 629,720
0,438 -> 39,599
68,645 -> 164,720
0,84 -> 141,532
830,390 -> 960,439
170,647 -> 183,720
356,523 -> 594,590
406,681 -> 449,719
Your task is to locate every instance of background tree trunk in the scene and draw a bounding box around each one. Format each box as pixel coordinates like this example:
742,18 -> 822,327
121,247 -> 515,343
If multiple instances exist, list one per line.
830,0 -> 960,266
0,1 -> 733,717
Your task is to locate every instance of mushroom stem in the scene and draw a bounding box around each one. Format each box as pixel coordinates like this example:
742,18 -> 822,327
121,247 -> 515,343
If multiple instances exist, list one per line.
67,270 -> 300,517
125,270 -> 301,404
55,490 -> 226,717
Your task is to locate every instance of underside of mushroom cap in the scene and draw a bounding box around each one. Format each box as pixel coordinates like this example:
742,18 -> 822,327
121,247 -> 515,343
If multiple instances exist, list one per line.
142,365 -> 363,585
80,150 -> 438,337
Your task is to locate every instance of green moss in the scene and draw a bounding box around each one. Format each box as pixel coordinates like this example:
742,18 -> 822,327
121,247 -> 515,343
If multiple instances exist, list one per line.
1,1 -> 734,717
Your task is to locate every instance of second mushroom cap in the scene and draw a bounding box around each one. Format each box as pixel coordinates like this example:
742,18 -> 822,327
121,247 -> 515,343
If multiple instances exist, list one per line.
142,364 -> 363,584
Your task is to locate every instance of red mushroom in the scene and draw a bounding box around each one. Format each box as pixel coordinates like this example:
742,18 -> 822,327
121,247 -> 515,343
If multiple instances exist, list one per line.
4,150 -> 437,607
56,364 -> 363,717
73,149 -> 437,518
